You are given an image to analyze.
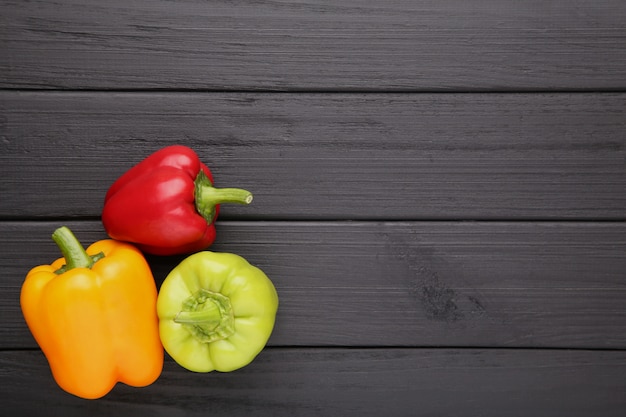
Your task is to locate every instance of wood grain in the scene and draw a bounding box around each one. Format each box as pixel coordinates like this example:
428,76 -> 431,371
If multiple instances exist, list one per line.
2,0 -> 626,91
3,0 -> 626,414
3,220 -> 624,350
1,91 -> 624,220
2,349 -> 625,416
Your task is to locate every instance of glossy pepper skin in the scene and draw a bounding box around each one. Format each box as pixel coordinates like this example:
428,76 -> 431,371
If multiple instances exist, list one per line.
102,145 -> 253,255
157,251 -> 278,372
20,227 -> 163,399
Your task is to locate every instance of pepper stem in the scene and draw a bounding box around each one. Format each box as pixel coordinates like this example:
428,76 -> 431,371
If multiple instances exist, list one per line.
174,289 -> 235,343
194,170 -> 253,224
52,226 -> 104,275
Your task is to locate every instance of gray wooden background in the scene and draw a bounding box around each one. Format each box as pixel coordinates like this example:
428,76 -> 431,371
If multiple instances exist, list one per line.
1,1 -> 625,415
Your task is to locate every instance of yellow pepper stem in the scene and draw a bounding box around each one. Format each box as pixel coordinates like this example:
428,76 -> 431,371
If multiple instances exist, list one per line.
52,226 -> 104,274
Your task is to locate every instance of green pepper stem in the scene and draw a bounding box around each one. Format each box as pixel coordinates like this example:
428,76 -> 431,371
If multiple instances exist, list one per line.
174,289 -> 236,343
194,170 -> 253,224
51,226 -> 104,274
174,302 -> 221,327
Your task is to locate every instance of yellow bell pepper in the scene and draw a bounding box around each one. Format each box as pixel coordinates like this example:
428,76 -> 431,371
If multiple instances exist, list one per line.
20,227 -> 163,399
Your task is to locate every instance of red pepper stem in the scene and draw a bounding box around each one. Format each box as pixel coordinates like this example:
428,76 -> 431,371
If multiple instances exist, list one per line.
51,227 -> 98,273
194,170 -> 253,224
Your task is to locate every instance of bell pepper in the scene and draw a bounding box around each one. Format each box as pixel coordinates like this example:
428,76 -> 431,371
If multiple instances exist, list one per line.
102,145 -> 253,255
157,251 -> 278,372
20,227 -> 163,399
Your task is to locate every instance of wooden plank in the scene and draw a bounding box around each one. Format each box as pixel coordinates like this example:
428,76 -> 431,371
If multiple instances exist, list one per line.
2,0 -> 626,91
2,220 -> 625,350
1,348 -> 625,416
1,91 -> 624,220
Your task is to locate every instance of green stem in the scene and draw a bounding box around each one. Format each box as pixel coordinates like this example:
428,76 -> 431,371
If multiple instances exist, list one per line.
174,302 -> 221,326
174,289 -> 235,343
194,170 -> 253,224
52,226 -> 104,274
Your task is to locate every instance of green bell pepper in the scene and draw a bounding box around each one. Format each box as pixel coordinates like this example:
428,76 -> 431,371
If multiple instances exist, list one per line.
157,251 -> 279,372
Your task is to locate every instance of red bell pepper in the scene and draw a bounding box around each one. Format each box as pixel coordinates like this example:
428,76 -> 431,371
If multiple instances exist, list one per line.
102,145 -> 253,255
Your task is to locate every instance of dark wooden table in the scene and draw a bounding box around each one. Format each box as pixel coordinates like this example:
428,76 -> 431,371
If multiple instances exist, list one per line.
2,1 -> 625,415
